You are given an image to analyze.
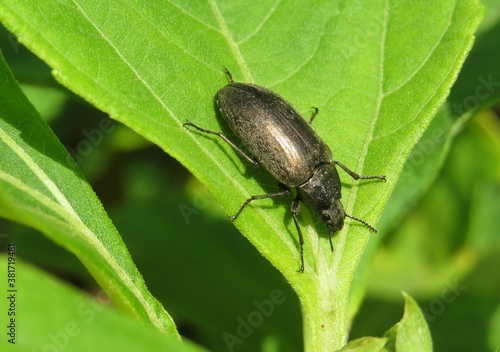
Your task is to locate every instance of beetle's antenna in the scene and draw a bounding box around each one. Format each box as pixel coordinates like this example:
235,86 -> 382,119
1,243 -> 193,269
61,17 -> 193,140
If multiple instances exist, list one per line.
346,214 -> 378,233
222,66 -> 234,82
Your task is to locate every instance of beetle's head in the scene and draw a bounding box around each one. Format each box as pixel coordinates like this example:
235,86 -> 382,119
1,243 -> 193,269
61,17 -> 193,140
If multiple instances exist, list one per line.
321,199 -> 346,234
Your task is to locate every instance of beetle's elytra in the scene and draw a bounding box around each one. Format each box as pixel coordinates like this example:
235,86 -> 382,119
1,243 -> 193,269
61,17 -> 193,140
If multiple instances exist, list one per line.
184,68 -> 385,272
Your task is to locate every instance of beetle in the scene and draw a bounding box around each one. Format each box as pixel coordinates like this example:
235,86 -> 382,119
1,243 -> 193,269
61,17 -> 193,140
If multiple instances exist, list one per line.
184,68 -> 385,272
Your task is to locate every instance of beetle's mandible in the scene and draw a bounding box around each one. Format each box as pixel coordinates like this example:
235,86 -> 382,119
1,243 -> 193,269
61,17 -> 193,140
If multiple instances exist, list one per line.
184,68 -> 386,272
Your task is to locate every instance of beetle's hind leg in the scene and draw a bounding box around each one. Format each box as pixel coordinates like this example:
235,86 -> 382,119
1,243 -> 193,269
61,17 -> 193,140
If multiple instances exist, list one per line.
183,120 -> 260,167
334,161 -> 386,181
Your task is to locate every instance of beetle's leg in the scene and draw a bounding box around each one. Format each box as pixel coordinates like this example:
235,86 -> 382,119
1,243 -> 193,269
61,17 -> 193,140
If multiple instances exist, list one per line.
183,121 -> 260,168
222,66 -> 234,82
291,197 -> 305,273
308,107 -> 319,124
230,187 -> 291,221
334,161 -> 386,181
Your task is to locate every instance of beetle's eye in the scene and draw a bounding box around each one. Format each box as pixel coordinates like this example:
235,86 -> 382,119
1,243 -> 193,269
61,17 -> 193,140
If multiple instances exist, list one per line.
322,213 -> 331,222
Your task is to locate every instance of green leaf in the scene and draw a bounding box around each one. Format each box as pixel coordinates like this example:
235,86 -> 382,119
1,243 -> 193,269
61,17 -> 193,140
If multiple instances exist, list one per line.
0,1 -> 483,350
0,52 -> 177,335
0,255 -> 204,352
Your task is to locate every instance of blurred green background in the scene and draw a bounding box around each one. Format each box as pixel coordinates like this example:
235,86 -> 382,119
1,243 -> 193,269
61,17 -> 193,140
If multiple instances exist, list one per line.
1,9 -> 499,351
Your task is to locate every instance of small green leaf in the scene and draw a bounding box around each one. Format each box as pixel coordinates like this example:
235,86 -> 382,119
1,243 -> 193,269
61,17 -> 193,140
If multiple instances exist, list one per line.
336,337 -> 388,352
340,294 -> 431,352
395,292 -> 433,352
0,52 -> 177,336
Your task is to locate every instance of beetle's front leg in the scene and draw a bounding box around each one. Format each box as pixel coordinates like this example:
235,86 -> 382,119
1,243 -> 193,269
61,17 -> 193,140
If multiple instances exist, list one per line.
334,161 -> 386,181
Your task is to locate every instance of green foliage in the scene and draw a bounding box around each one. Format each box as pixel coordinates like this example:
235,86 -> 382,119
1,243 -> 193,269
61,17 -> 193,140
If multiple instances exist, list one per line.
0,51 -> 178,335
0,0 -> 494,351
